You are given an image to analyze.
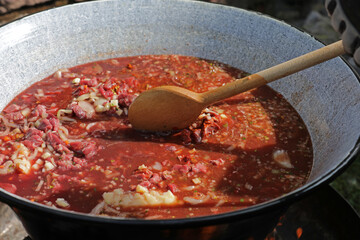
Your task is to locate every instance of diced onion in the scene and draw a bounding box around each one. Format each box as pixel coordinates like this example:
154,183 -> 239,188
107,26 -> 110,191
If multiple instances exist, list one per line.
58,129 -> 68,142
183,195 -> 210,205
60,116 -> 76,122
35,179 -> 44,192
72,78 -> 81,84
215,199 -> 226,207
89,92 -> 98,100
110,100 -> 119,108
58,126 -> 69,136
14,158 -> 31,174
34,89 -> 45,100
111,59 -> 119,65
192,178 -> 201,185
273,150 -> 294,169
86,122 -> 97,131
116,109 -> 123,116
78,101 -> 95,117
57,109 -> 75,122
44,161 -> 55,171
53,69 -> 69,79
41,151 -> 51,159
34,120 -> 41,128
90,201 -> 105,215
57,109 -> 73,118
76,93 -> 90,101
152,162 -> 162,171
138,164 -> 147,170
56,198 -> 70,208
28,148 -> 39,161
47,144 -> 54,152
226,144 -> 236,151
95,105 -> 107,113
21,108 -> 31,117
0,161 -> 15,175
54,70 -> 62,79
41,110 -> 48,119
94,97 -> 108,106
182,186 -> 196,191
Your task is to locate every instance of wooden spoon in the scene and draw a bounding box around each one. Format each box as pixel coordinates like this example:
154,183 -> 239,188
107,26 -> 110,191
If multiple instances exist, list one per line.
128,40 -> 345,131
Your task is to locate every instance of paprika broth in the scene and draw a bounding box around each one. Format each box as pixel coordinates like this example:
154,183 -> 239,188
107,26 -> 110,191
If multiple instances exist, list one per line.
0,55 -> 312,219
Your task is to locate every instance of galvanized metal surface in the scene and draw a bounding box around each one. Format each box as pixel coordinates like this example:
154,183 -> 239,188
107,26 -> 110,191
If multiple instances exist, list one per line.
0,0 -> 358,239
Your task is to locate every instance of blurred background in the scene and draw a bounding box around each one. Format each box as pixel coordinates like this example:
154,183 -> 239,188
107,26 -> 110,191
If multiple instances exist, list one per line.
0,0 -> 359,215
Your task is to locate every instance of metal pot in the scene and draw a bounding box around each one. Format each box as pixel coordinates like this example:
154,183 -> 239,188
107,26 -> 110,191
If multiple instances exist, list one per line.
0,0 -> 359,239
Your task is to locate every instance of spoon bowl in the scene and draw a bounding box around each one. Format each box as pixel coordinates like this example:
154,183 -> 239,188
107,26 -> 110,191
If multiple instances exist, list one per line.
129,86 -> 206,131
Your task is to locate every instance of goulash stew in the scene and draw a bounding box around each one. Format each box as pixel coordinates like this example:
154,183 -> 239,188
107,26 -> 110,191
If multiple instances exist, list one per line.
0,55 -> 312,219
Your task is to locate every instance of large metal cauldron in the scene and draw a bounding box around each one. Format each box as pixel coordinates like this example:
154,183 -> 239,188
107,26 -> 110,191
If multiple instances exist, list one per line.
0,0 -> 359,239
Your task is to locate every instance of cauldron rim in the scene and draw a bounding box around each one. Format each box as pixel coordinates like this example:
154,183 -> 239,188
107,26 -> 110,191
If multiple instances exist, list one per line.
0,0 -> 358,229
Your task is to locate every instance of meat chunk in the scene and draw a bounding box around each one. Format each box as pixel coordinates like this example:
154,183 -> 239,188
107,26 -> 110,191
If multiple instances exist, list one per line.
23,134 -> 44,150
202,122 -> 220,138
167,183 -> 179,193
47,132 -> 70,153
173,164 -> 191,174
139,181 -> 151,188
37,119 -> 52,132
191,163 -> 207,173
3,104 -> 21,113
99,85 -> 114,100
149,173 -> 162,184
48,117 -> 60,132
69,141 -> 86,152
210,158 -> 225,166
82,142 -> 97,159
117,93 -> 136,108
47,132 -> 64,146
180,129 -> 192,145
26,128 -> 44,138
69,103 -> 87,119
69,141 -> 97,159
165,145 -> 177,152
191,129 -> 202,143
112,77 -> 138,95
180,109 -> 222,144
132,168 -> 153,181
6,112 -> 24,122
29,105 -> 47,119
161,170 -> 173,180
69,102 -> 95,120
103,79 -> 117,90
57,154 -> 86,171
73,157 -> 87,167
177,155 -> 191,163
123,76 -> 138,87
23,127 -> 45,149
80,77 -> 98,87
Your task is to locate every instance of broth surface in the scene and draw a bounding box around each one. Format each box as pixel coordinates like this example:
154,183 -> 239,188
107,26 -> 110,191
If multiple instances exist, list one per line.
0,55 -> 312,219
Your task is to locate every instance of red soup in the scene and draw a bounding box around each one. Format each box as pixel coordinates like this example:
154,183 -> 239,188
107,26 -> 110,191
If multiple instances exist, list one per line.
0,55 -> 312,219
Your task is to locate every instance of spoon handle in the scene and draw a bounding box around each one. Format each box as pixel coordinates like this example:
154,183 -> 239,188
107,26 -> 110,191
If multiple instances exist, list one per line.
201,40 -> 346,105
